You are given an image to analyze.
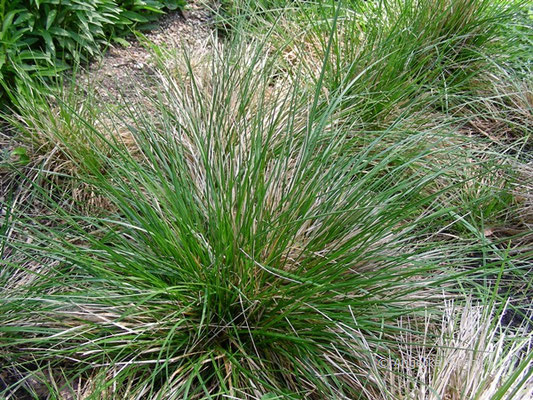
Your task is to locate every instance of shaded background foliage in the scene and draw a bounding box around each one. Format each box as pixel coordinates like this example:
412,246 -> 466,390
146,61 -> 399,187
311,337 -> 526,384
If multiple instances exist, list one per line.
0,0 -> 185,108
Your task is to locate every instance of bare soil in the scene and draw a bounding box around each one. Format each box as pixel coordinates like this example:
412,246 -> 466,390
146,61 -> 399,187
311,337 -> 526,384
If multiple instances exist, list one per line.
85,0 -> 213,102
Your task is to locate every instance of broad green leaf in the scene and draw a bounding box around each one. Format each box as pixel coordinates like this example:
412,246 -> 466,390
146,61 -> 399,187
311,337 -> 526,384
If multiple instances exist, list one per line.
48,26 -> 71,37
45,9 -> 57,30
13,11 -> 33,27
112,36 -> 130,47
2,9 -> 24,36
120,10 -> 149,23
37,29 -> 55,55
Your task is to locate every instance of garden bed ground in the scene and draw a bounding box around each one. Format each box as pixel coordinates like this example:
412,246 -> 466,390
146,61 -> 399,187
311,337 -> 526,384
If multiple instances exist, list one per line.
86,0 -> 213,102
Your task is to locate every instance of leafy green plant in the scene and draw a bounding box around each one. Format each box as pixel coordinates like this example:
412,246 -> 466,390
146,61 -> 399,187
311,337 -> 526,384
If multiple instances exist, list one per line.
0,0 -> 185,108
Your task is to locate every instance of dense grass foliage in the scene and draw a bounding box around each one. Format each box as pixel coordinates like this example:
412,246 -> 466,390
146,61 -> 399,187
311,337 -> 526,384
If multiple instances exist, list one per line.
0,0 -> 185,108
218,0 -> 528,125
1,42 -> 526,399
0,0 -> 532,399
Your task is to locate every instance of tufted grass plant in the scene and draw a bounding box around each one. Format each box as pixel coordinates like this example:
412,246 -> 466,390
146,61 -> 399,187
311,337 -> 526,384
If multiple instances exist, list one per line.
1,35 -> 530,399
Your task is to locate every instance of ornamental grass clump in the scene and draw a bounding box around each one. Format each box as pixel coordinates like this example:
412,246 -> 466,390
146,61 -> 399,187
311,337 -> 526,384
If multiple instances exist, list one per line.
1,39 -> 528,399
